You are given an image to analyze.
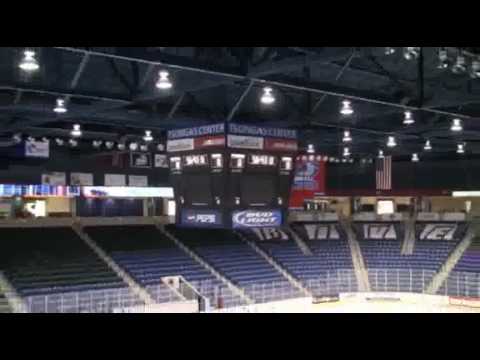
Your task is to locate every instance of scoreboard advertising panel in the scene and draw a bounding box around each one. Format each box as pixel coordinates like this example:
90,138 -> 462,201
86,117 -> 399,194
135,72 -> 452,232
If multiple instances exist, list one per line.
232,209 -> 282,228
180,209 -> 223,228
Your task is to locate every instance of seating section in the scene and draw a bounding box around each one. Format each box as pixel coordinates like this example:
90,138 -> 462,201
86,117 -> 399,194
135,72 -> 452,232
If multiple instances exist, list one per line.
357,221 -> 459,292
170,227 -> 300,303
85,225 -> 242,308
252,224 -> 357,296
438,237 -> 480,297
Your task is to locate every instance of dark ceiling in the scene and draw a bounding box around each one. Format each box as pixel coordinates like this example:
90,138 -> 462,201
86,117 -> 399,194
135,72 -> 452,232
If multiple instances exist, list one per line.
1,46 -> 479,161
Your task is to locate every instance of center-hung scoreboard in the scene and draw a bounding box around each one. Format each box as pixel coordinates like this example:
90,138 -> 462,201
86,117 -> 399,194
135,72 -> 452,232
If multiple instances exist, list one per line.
167,122 -> 298,229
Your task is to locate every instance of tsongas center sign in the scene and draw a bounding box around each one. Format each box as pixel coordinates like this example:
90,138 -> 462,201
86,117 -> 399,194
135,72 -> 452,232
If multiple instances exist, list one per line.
232,210 -> 282,228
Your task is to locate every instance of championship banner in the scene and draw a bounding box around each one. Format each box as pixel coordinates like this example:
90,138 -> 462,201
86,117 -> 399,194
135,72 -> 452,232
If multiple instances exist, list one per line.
154,154 -> 169,168
128,175 -> 148,187
228,123 -> 297,140
167,123 -> 225,140
194,135 -> 225,149
232,210 -> 282,228
289,156 -> 326,209
166,138 -> 195,152
227,134 -> 264,150
130,152 -> 152,168
42,172 -> 66,186
25,139 -> 50,158
104,174 -> 126,186
264,138 -> 298,152
70,172 -> 93,186
180,209 -> 223,228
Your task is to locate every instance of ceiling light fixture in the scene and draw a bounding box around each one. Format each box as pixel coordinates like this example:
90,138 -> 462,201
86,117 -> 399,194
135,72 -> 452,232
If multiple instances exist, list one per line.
92,140 -> 102,149
340,99 -> 354,115
105,141 -> 114,150
55,138 -> 64,146
70,124 -> 82,138
424,140 -> 432,151
19,49 -> 39,72
343,147 -> 351,157
457,143 -> 465,154
307,144 -> 315,154
452,51 -> 467,74
53,98 -> 67,114
140,144 -> 148,152
378,149 -> 384,159
384,47 -> 396,55
143,130 -> 153,142
470,59 -> 480,79
117,143 -> 126,151
437,47 -> 449,69
403,110 -> 415,125
260,87 -> 275,105
69,139 -> 78,148
387,136 -> 397,148
411,153 -> 419,162
403,47 -> 420,60
129,142 -> 138,151
342,130 -> 352,143
156,70 -> 173,90
451,118 -> 463,132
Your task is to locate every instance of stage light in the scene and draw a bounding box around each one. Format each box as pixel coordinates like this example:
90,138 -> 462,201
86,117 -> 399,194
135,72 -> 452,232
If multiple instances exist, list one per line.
387,136 -> 397,148
384,47 -> 396,55
437,48 -> 449,69
411,153 -> 419,162
340,100 -> 353,115
19,49 -> 39,72
53,98 -> 67,114
260,87 -> 275,105
424,140 -> 432,151
105,141 -> 114,150
307,144 -> 315,154
143,130 -> 153,142
342,130 -> 352,143
403,110 -> 415,125
451,118 -> 463,132
403,47 -> 420,60
452,52 -> 467,74
129,142 -> 138,151
378,149 -> 384,159
457,143 -> 465,154
70,124 -> 82,138
156,70 -> 173,90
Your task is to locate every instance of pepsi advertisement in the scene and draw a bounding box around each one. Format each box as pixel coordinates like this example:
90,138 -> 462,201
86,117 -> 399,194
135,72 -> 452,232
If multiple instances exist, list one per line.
181,209 -> 223,228
232,210 -> 282,228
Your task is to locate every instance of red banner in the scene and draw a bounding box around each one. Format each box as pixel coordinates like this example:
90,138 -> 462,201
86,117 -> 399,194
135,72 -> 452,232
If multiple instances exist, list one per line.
264,138 -> 298,152
289,155 -> 326,209
194,135 -> 226,149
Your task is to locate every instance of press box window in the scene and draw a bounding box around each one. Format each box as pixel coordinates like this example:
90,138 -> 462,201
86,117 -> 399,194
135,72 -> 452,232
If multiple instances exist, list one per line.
170,157 -> 182,170
280,157 -> 293,171
183,154 -> 208,167
249,154 -> 276,166
377,200 -> 394,215
230,154 -> 246,169
211,154 -> 223,169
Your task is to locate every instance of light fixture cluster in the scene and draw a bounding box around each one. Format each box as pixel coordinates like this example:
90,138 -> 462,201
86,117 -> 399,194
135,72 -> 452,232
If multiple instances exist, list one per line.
435,48 -> 480,78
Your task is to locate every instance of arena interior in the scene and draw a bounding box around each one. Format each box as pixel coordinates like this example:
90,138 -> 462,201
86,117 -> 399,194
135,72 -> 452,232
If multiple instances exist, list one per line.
0,47 -> 480,313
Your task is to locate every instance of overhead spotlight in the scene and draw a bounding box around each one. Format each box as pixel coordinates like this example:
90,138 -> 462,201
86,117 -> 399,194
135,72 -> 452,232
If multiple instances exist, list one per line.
260,87 -> 275,105
156,143 -> 165,152
306,144 -> 315,154
69,139 -> 78,148
470,59 -> 480,79
155,70 -> 173,90
403,47 -> 420,60
143,130 -> 153,142
140,144 -> 148,152
53,98 -> 67,114
343,147 -> 351,157
340,100 -> 354,115
437,48 -> 449,69
129,142 -> 138,151
70,124 -> 82,138
411,153 -> 419,162
342,130 -> 352,143
424,140 -> 432,151
452,51 -> 467,74
92,140 -> 102,149
403,110 -> 415,125
12,133 -> 22,144
105,141 -> 114,150
55,138 -> 64,146
387,136 -> 397,148
378,149 -> 385,159
451,118 -> 463,132
457,143 -> 465,154
19,49 -> 39,72
384,47 -> 396,55
117,143 -> 126,151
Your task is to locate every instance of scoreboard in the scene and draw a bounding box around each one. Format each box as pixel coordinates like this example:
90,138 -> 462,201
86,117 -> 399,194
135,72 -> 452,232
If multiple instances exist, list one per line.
167,123 -> 298,229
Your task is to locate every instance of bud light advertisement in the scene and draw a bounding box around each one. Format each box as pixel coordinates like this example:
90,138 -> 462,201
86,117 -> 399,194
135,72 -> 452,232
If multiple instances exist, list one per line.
181,209 -> 223,228
232,210 -> 282,228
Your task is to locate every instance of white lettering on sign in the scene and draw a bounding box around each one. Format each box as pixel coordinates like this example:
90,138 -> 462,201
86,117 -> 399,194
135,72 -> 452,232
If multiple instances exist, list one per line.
167,123 -> 225,140
420,224 -> 457,240
363,224 -> 397,240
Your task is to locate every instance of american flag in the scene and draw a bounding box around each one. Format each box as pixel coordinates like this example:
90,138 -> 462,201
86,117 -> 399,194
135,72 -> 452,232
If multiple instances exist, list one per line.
376,156 -> 392,190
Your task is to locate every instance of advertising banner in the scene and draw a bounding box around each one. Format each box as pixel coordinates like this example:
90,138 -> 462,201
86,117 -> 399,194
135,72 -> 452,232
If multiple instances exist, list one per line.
264,138 -> 298,152
228,123 -> 297,140
194,135 -> 225,149
167,123 -> 225,140
104,174 -> 126,186
181,209 -> 223,227
25,139 -> 50,158
154,154 -> 169,168
419,223 -> 457,240
227,134 -> 264,150
70,172 -> 94,186
130,152 -> 152,168
232,210 -> 282,228
128,175 -> 148,187
166,138 -> 195,152
362,223 -> 397,240
41,172 -> 66,186
82,186 -> 174,198
289,156 -> 326,209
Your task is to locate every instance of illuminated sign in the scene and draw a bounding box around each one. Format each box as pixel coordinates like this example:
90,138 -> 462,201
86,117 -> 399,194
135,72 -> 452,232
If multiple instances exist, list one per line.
82,186 -> 174,198
232,210 -> 282,228
181,209 -> 223,227
0,184 -> 80,197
